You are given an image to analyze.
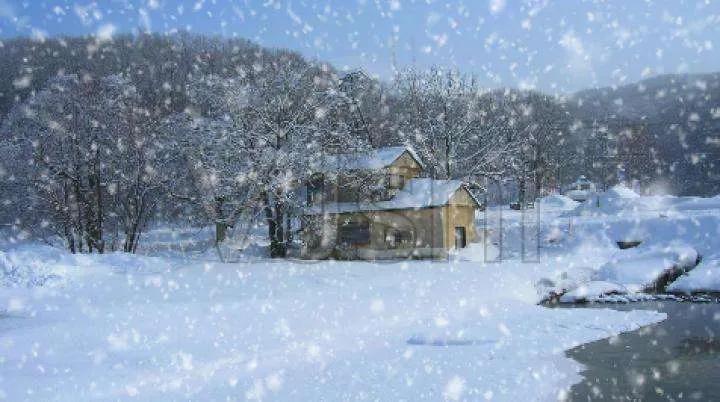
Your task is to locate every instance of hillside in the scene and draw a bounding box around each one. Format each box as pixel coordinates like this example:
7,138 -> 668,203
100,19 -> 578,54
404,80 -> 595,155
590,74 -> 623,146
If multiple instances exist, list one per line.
570,73 -> 720,195
573,73 -> 720,120
0,33 -> 316,119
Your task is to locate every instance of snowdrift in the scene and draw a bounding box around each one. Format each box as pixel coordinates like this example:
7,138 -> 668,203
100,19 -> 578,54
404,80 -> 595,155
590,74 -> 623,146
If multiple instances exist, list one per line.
573,185 -> 720,217
0,243 -> 174,289
537,194 -> 579,211
574,184 -> 640,216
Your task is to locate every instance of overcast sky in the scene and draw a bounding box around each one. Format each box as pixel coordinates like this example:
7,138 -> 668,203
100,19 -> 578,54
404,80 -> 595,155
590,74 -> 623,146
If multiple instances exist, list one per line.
1,0 -> 719,93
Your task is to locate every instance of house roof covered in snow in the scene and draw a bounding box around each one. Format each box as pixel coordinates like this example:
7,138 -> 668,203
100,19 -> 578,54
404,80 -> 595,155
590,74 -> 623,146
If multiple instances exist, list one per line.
304,178 -> 481,215
316,145 -> 424,173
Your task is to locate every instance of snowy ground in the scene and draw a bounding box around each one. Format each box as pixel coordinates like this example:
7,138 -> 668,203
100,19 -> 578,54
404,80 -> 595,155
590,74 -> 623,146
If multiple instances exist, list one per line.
1,185 -> 719,401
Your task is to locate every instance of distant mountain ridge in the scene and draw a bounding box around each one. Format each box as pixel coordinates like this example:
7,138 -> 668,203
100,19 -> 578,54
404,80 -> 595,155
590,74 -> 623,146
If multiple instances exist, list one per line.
570,73 -> 720,196
572,72 -> 720,120
0,33 -> 317,120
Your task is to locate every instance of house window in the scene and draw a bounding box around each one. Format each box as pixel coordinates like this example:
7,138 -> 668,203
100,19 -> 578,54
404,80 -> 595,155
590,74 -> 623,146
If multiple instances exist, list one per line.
385,228 -> 414,248
386,173 -> 405,189
338,219 -> 370,246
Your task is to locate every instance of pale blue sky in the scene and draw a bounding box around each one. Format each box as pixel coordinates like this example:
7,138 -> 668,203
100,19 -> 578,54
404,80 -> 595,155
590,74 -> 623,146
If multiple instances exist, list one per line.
1,0 -> 719,93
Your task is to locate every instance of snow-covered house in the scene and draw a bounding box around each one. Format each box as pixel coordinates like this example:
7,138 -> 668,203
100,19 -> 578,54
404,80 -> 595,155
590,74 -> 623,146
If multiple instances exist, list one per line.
301,146 -> 482,259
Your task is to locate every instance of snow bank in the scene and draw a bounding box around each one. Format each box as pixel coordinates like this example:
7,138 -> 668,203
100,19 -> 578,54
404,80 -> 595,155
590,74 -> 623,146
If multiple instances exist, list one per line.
667,259 -> 720,294
595,243 -> 698,292
607,184 -> 640,199
0,243 -> 174,290
138,224 -> 271,260
574,184 -> 641,216
674,195 -> 720,211
407,302 -> 662,351
0,250 -> 62,288
573,185 -> 720,217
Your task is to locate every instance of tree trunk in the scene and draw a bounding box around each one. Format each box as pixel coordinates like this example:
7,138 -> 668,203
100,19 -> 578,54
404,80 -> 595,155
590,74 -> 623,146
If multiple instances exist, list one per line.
272,199 -> 286,257
93,172 -> 104,253
264,192 -> 286,258
123,230 -> 136,253
132,230 -> 141,254
72,177 -> 85,253
444,134 -> 451,179
65,225 -> 76,254
534,166 -> 543,198
214,197 -> 227,245
518,174 -> 526,208
216,222 -> 228,245
63,182 -> 76,253
284,212 -> 293,244
123,193 -> 146,253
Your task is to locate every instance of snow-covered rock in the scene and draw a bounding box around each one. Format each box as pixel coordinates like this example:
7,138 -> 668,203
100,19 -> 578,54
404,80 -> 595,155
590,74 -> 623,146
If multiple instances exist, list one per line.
667,259 -> 720,294
559,281 -> 628,303
594,243 -> 699,292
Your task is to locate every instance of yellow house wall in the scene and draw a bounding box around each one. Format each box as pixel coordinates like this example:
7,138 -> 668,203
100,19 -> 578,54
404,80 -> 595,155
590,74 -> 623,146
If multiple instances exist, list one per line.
301,184 -> 481,259
442,188 -> 478,249
333,207 -> 444,250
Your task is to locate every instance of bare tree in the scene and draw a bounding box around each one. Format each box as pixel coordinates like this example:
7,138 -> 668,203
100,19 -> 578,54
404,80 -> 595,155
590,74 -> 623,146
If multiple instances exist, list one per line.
1,74 -> 170,253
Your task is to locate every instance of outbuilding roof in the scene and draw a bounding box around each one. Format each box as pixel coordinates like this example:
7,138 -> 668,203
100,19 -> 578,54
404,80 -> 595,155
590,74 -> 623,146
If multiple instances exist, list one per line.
316,145 -> 424,173
305,178 -> 481,215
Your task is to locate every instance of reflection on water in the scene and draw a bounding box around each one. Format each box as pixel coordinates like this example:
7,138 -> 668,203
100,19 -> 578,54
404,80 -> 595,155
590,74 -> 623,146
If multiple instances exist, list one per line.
566,301 -> 720,401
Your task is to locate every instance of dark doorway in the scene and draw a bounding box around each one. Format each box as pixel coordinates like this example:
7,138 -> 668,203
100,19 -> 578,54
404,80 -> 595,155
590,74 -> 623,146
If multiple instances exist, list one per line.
454,227 -> 467,249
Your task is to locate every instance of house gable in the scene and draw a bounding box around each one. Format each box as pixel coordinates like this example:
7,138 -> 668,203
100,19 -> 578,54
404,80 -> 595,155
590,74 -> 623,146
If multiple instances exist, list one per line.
448,187 -> 482,209
317,146 -> 423,174
388,150 -> 423,170
386,150 -> 423,178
